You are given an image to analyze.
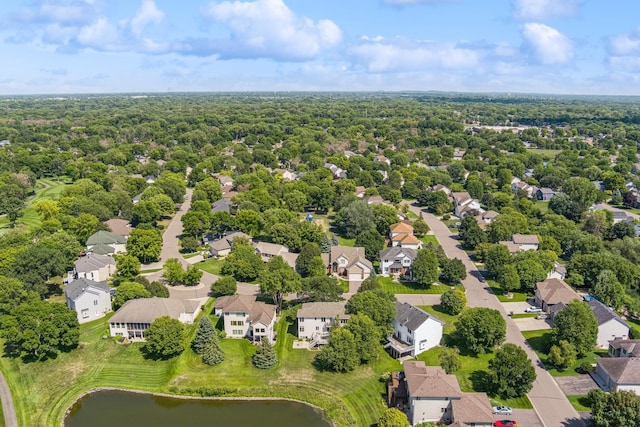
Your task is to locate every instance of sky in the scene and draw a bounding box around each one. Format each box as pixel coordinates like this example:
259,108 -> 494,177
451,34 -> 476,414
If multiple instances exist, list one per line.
0,0 -> 638,95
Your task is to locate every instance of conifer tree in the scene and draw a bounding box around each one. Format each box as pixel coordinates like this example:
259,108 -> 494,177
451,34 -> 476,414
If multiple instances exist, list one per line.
191,315 -> 215,355
252,337 -> 278,369
202,333 -> 225,366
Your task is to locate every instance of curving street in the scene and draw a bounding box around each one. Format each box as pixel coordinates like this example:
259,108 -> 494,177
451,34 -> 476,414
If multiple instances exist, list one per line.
406,203 -> 585,427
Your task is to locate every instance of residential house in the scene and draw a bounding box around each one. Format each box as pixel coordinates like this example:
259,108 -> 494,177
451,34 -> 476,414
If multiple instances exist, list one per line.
511,233 -> 539,251
389,222 -> 413,241
390,361 -> 493,426
547,262 -> 567,280
536,187 -> 556,201
594,357 -> 640,395
212,198 -> 232,213
479,210 -> 499,224
431,184 -> 451,196
144,175 -> 157,185
254,241 -> 289,262
217,175 -> 234,188
613,211 -> 633,224
512,180 -> 535,198
208,231 -> 252,257
534,278 -> 580,318
68,253 -> 116,283
354,186 -> 366,198
609,339 -> 640,358
213,295 -> 276,342
324,163 -> 347,180
273,168 -> 296,182
373,155 -> 391,165
323,245 -> 373,282
593,181 -> 606,191
297,301 -> 350,346
385,302 -> 443,358
452,149 -> 466,161
132,193 -> 143,204
366,195 -> 384,205
64,278 -> 112,323
588,299 -> 630,348
389,223 -> 421,249
86,230 -> 127,254
0,140 -> 11,148
451,192 -> 483,218
108,297 -> 203,340
380,247 -> 417,278
104,218 -> 132,237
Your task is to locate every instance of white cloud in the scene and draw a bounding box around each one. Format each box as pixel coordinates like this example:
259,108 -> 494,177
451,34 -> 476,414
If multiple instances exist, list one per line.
76,17 -> 123,50
384,0 -> 456,5
512,0 -> 583,20
607,31 -> 640,57
131,0 -> 164,36
521,23 -> 574,65
194,0 -> 341,60
349,37 -> 481,73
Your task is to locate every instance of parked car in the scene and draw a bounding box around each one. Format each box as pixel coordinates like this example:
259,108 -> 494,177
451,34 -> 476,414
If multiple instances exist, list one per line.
536,313 -> 548,320
492,405 -> 513,415
525,306 -> 542,313
494,421 -> 518,427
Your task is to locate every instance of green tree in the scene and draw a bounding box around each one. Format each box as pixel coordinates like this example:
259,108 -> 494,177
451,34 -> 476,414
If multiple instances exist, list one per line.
484,244 -> 512,276
377,408 -> 410,427
563,176 -> 598,214
181,210 -> 212,238
235,209 -> 263,236
413,248 -> 439,287
113,281 -> 151,309
593,269 -> 625,310
211,276 -> 237,296
610,221 -> 636,240
439,346 -> 461,373
126,228 -> 162,264
183,264 -> 203,286
142,316 -> 185,359
346,289 -> 396,337
221,241 -> 264,281
345,313 -> 380,363
194,177 -> 222,203
488,343 -> 536,399
259,256 -> 302,312
143,280 -> 169,298
497,264 -> 521,293
455,307 -> 506,354
335,200 -> 374,239
360,276 -> 382,291
191,315 -> 216,355
547,340 -> 577,370
314,328 -> 359,372
202,333 -> 225,366
412,218 -> 430,236
513,259 -> 546,291
1,301 -> 79,361
270,223 -> 302,252
440,289 -> 467,315
440,258 -> 467,284
589,389 -> 640,427
163,258 -> 185,285
302,276 -> 343,302
372,204 -> 400,236
115,254 -> 141,280
252,337 -> 278,369
355,228 -> 385,262
552,300 -> 598,357
458,214 -> 487,250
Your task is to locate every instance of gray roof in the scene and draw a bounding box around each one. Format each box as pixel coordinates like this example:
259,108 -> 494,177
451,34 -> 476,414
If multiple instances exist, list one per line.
588,299 -> 629,328
212,198 -> 232,213
297,301 -> 349,319
86,230 -> 127,246
380,247 -> 417,261
90,243 -> 115,255
395,302 -> 442,331
74,253 -> 115,272
597,357 -> 640,384
109,298 -> 199,324
609,339 -> 640,356
64,278 -> 109,301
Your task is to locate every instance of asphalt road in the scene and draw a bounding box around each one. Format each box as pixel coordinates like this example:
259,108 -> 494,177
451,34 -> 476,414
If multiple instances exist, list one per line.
0,370 -> 18,427
405,203 -> 585,427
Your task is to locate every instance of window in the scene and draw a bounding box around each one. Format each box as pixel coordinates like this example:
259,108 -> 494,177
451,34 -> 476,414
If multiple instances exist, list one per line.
94,299 -> 98,306
232,329 -> 243,335
299,327 -> 304,333
81,309 -> 89,319
316,326 -> 320,330
419,340 -> 427,350
299,318 -> 304,322
321,317 -> 326,322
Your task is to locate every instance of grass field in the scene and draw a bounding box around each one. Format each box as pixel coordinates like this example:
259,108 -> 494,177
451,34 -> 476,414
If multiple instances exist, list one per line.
0,307 -> 401,427
627,317 -> 640,339
195,258 -> 225,275
378,276 -> 456,294
534,201 -> 549,213
488,281 -> 530,302
415,305 -> 532,409
567,394 -> 591,411
419,235 -> 439,245
337,237 -> 356,247
526,148 -> 562,158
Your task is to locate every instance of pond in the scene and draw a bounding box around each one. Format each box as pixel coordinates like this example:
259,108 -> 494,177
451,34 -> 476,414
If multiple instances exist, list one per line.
65,390 -> 332,427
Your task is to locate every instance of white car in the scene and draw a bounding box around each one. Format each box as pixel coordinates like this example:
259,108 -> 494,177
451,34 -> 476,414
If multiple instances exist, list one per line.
525,306 -> 542,313
492,405 -> 513,415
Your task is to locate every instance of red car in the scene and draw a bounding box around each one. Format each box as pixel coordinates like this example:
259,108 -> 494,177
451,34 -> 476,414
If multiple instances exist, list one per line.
494,421 -> 517,427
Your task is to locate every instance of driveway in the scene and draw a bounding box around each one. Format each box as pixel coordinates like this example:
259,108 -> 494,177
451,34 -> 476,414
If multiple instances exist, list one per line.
502,301 -> 535,314
555,375 -> 599,396
513,317 -> 551,331
404,202 -> 585,427
495,409 -> 543,427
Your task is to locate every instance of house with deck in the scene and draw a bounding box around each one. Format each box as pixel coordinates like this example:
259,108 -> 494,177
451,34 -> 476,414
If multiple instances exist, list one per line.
386,302 -> 443,358
214,295 -> 277,342
64,278 -> 112,323
379,247 -> 417,279
297,301 -> 350,346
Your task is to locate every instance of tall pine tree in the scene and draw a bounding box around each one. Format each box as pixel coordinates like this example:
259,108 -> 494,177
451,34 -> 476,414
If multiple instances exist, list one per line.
202,334 -> 225,366
252,338 -> 278,369
191,316 -> 215,355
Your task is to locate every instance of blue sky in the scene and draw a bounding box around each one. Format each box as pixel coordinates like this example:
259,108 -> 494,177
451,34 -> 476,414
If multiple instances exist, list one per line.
0,0 -> 638,95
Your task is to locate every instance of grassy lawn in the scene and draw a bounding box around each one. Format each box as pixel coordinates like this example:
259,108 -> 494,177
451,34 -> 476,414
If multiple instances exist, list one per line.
0,307 -> 402,427
416,305 -> 532,409
378,276 -> 457,295
510,313 -> 538,319
337,237 -> 356,247
337,279 -> 349,294
195,258 -> 225,275
534,201 -> 549,213
626,317 -> 640,339
567,394 -> 591,412
140,268 -> 162,274
488,281 -> 529,303
526,148 -> 562,157
521,329 -> 605,377
419,235 -> 439,245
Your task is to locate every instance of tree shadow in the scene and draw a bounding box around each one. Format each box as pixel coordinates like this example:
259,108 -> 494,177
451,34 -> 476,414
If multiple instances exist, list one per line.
560,417 -> 588,427
469,370 -> 491,393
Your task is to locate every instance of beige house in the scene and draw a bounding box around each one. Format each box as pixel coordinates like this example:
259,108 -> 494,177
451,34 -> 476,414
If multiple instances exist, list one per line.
594,357 -> 640,395
297,301 -> 350,346
104,218 -> 132,236
390,361 -> 493,426
511,233 -> 539,251
208,231 -> 252,257
86,230 -> 128,254
108,297 -> 203,340
451,192 -> 483,218
254,241 -> 289,261
534,278 -> 580,318
214,295 -> 277,342
323,245 -> 373,282
68,253 -> 116,283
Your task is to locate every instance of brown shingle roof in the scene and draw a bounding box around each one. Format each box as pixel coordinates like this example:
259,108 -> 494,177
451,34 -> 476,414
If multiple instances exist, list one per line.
609,339 -> 640,356
109,298 -> 198,324
451,192 -> 472,205
451,393 -> 493,425
74,253 -> 115,272
390,222 -> 414,234
536,279 -> 580,306
597,357 -> 640,384
104,218 -> 131,236
396,234 -> 420,245
512,233 -> 539,245
214,294 -> 256,313
297,301 -> 349,319
403,361 -> 462,398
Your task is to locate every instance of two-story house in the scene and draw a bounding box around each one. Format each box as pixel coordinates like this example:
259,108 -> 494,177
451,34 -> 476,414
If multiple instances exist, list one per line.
323,245 -> 373,282
86,230 -> 127,255
297,301 -> 350,347
213,295 -> 277,342
385,302 -> 443,358
588,299 -> 630,348
68,253 -> 116,283
534,278 -> 580,318
379,247 -> 417,278
389,222 -> 421,249
64,278 -> 112,323
451,192 -> 484,218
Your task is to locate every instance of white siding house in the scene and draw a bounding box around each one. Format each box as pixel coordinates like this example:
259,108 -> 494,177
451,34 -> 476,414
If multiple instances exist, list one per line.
595,357 -> 640,395
68,253 -> 116,283
213,295 -> 276,342
379,247 -> 417,278
64,278 -> 112,323
588,299 -> 630,348
297,301 -> 350,346
386,302 -> 443,358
